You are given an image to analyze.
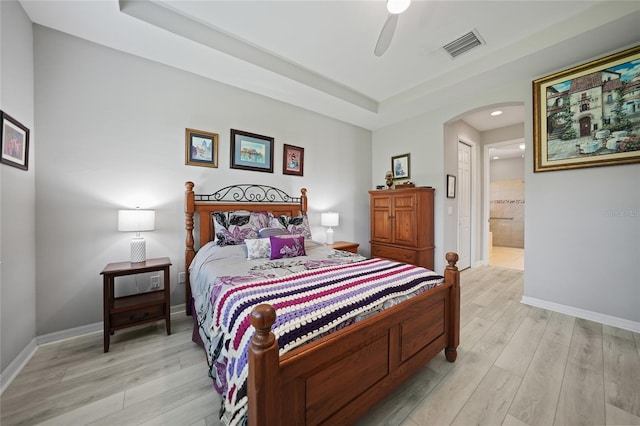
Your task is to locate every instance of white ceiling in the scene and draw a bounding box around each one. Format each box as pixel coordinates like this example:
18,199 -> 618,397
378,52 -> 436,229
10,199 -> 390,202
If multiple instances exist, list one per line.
489,142 -> 525,161
20,1 -> 640,131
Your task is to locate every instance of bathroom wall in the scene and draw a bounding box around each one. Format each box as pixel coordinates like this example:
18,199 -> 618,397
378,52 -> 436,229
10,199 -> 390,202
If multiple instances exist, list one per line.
490,157 -> 525,248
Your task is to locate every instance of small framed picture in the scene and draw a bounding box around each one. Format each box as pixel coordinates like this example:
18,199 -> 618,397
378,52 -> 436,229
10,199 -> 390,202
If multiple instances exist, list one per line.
447,174 -> 457,198
185,128 -> 218,168
1,111 -> 30,171
230,129 -> 274,173
391,153 -> 410,180
283,144 -> 304,176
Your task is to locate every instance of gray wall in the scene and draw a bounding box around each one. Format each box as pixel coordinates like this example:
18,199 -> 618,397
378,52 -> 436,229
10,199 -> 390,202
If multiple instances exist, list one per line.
32,26 -> 372,337
0,1 -> 36,379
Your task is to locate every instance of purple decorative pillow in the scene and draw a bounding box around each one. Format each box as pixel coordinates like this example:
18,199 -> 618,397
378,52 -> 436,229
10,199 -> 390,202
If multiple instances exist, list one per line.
269,235 -> 306,259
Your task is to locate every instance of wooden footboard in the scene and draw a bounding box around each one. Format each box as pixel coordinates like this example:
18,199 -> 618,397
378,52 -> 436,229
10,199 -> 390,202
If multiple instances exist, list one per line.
248,252 -> 460,425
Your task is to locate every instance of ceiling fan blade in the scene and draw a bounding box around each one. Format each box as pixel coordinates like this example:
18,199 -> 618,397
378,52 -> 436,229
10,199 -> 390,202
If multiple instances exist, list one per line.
374,14 -> 398,57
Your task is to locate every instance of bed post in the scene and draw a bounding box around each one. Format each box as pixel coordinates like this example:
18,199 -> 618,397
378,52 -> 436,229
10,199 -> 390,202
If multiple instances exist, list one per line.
300,188 -> 308,213
185,181 -> 195,316
444,252 -> 460,362
248,304 -> 279,426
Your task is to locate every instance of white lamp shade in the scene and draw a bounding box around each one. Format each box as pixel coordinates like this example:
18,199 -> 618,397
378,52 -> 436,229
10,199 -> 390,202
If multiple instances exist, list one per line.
321,212 -> 339,227
118,209 -> 155,232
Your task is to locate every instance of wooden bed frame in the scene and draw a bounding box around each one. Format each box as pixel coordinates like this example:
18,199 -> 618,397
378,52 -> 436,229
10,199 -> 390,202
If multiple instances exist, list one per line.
184,182 -> 460,426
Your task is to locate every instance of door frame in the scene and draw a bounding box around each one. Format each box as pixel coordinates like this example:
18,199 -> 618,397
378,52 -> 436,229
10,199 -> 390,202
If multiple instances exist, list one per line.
482,138 -> 524,265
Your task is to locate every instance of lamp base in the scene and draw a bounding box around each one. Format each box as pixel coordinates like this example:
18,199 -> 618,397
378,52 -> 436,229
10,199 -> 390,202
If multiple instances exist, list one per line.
326,228 -> 334,245
130,237 -> 146,263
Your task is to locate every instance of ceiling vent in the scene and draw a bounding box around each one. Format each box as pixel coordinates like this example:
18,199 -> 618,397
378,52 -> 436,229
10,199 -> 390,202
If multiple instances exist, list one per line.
443,29 -> 484,58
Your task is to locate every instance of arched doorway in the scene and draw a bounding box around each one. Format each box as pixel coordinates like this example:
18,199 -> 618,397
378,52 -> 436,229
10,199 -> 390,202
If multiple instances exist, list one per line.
445,103 -> 525,270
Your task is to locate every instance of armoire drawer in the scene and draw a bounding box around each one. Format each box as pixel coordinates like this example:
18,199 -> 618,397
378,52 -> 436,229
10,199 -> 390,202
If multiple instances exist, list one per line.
371,244 -> 417,264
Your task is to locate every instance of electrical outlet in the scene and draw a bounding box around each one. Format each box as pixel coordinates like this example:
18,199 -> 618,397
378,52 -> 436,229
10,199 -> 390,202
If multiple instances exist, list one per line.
150,275 -> 160,289
178,272 -> 186,284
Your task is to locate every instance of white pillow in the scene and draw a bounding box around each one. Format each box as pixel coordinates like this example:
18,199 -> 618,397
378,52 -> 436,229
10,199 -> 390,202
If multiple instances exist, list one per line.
245,238 -> 271,260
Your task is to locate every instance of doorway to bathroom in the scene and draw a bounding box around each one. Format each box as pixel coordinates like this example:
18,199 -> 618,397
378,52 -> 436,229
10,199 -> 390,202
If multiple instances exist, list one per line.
485,140 -> 525,270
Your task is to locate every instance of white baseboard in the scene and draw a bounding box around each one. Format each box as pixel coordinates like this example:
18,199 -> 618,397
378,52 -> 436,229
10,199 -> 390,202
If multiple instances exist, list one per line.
521,296 -> 640,333
36,322 -> 103,346
1,338 -> 37,395
2,304 -> 189,394
473,259 -> 487,268
171,303 -> 186,315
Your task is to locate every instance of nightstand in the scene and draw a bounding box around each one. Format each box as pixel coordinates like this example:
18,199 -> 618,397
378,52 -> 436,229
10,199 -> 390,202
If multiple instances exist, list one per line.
329,241 -> 360,254
100,257 -> 172,352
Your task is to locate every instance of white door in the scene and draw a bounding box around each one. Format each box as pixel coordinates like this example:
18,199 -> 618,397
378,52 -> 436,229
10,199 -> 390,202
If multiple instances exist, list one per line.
458,142 -> 472,270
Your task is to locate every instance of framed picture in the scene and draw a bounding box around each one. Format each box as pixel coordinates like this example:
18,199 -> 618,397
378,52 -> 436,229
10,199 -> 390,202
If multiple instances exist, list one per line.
230,129 -> 274,173
447,174 -> 456,198
185,128 -> 218,168
1,111 -> 30,171
533,45 -> 640,172
391,153 -> 410,180
283,144 -> 304,176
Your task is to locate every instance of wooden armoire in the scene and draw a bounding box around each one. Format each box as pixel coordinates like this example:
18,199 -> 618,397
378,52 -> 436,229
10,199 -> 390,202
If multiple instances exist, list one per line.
369,187 -> 435,270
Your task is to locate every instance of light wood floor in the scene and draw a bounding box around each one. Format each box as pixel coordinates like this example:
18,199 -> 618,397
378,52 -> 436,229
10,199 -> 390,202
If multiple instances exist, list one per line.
2,266 -> 639,426
490,246 -> 524,271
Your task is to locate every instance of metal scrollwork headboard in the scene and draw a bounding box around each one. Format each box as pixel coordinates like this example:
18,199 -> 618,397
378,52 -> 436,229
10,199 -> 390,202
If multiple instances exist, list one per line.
194,184 -> 302,204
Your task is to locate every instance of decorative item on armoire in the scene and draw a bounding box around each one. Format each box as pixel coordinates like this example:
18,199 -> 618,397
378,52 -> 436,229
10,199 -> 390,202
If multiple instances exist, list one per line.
385,171 -> 393,189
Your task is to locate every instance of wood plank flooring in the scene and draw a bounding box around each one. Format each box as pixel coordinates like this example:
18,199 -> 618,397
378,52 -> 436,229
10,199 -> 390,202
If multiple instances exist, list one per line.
2,265 -> 639,425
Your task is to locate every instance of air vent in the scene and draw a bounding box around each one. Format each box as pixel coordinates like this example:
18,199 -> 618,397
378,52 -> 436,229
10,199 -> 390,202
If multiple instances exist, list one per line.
443,29 -> 484,58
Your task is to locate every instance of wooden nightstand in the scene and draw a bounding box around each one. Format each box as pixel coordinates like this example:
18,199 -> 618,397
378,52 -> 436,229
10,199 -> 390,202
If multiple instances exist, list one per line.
329,241 -> 360,254
100,257 -> 172,352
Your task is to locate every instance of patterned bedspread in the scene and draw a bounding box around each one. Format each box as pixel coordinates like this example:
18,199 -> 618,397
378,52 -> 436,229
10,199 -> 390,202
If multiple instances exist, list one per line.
189,242 -> 443,426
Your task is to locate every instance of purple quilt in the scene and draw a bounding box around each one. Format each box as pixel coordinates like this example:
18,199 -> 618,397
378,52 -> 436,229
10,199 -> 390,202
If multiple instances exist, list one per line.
210,257 -> 443,426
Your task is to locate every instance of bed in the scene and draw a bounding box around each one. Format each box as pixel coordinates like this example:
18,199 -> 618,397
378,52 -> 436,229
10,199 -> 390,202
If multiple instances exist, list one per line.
184,182 -> 460,426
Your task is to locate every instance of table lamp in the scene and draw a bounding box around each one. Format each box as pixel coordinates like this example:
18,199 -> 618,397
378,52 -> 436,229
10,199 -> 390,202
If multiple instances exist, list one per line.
118,208 -> 155,263
321,211 -> 339,245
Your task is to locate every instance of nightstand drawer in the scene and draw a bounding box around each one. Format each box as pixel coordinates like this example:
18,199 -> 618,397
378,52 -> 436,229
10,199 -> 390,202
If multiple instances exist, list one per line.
371,244 -> 416,264
111,304 -> 165,327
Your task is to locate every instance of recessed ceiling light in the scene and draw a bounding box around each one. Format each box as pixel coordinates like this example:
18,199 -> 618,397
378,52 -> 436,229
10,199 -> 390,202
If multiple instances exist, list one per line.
490,110 -> 503,116
519,144 -> 525,150
493,156 -> 500,160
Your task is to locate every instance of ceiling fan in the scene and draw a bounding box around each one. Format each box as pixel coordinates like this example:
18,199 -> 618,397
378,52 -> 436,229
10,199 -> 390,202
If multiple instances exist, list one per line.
374,0 -> 411,57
